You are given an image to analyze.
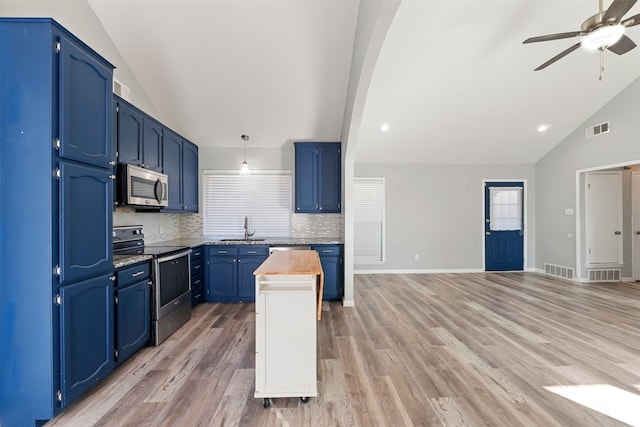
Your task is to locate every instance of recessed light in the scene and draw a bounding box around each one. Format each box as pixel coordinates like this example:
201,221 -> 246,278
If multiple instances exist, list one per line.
380,123 -> 390,132
537,124 -> 550,133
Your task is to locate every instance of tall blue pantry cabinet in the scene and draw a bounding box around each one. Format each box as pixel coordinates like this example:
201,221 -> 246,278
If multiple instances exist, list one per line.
0,19 -> 115,426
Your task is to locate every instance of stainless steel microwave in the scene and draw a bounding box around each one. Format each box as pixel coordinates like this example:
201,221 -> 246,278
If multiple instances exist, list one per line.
117,164 -> 168,207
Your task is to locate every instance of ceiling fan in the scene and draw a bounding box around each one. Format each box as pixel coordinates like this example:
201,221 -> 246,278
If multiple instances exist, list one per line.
524,0 -> 640,71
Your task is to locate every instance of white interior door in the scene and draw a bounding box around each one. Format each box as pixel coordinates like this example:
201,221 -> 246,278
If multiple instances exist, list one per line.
632,172 -> 640,280
585,172 -> 623,264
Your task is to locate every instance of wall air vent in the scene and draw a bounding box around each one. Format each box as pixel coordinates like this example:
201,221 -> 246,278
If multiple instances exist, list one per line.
587,268 -> 620,282
113,78 -> 131,102
544,263 -> 574,280
585,121 -> 610,139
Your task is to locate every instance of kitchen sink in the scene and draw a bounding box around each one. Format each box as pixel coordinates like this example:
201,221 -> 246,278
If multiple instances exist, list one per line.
220,238 -> 266,242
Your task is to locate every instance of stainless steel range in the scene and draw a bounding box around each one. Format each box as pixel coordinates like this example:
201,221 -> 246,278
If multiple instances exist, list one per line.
114,226 -> 192,345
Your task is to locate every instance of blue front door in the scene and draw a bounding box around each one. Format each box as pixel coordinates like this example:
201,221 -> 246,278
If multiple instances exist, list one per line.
484,182 -> 524,271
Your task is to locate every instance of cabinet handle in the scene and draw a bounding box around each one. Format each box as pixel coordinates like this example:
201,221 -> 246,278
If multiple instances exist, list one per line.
194,279 -> 201,285
322,250 -> 333,253
109,160 -> 116,166
247,251 -> 257,254
194,265 -> 201,270
131,271 -> 145,277
193,252 -> 201,256
109,276 -> 116,282
218,250 -> 228,254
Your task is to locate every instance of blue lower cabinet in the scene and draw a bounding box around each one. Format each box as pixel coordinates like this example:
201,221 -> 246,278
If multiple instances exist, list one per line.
115,262 -> 151,366
205,245 -> 268,302
191,246 -> 205,306
312,245 -> 344,300
116,279 -> 150,367
60,274 -> 115,407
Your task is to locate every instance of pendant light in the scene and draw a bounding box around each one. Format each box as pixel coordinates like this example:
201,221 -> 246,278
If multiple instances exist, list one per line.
240,134 -> 250,175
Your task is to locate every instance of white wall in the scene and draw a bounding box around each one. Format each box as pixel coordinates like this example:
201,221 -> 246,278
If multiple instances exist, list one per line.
1,0 -> 159,117
535,76 -> 640,274
355,163 -> 536,272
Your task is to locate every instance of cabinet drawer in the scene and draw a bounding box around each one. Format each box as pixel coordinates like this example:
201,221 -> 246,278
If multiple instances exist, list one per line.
190,246 -> 204,262
208,246 -> 238,256
312,245 -> 342,256
116,262 -> 150,288
191,261 -> 204,274
191,285 -> 204,306
191,271 -> 203,289
238,246 -> 268,256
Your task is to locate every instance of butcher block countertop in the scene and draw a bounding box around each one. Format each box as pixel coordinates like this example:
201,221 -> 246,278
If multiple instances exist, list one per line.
254,250 -> 325,320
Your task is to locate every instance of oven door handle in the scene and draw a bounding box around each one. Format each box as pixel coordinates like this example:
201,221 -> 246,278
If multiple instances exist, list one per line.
154,178 -> 163,204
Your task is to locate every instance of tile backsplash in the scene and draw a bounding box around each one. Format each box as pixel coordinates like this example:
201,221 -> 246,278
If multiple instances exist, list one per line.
113,207 -> 181,243
114,209 -> 343,241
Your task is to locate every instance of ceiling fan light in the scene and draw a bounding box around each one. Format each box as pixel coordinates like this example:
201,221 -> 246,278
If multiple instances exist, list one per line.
581,24 -> 625,51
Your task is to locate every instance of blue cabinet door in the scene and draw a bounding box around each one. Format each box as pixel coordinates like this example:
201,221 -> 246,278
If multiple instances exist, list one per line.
142,117 -> 163,172
295,143 -> 318,212
312,245 -> 344,300
60,274 -> 114,407
206,255 -> 236,301
318,144 -> 341,213
59,34 -> 113,169
116,279 -> 150,366
59,162 -> 113,285
116,98 -> 143,166
182,140 -> 199,212
294,142 -> 341,213
162,129 -> 183,211
237,256 -> 266,300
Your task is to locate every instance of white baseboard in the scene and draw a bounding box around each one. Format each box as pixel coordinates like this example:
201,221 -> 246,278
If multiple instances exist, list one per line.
354,268 -> 484,275
342,299 -> 355,307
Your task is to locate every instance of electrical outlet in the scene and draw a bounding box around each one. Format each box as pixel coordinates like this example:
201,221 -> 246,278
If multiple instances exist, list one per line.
159,225 -> 164,235
414,253 -> 420,261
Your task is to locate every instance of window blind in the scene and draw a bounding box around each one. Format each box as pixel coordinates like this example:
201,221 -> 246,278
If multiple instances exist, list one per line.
489,186 -> 522,231
202,171 -> 292,238
354,178 -> 385,264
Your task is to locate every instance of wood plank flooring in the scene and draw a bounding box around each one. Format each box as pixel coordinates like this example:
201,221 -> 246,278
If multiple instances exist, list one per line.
46,273 -> 640,426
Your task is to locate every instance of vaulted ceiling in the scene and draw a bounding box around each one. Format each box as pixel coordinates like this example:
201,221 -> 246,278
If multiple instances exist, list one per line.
87,0 -> 640,164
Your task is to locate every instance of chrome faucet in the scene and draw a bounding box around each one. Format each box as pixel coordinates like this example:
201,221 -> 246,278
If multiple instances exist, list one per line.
244,216 -> 255,240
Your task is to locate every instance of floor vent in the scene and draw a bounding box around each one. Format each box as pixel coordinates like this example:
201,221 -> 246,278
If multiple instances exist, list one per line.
544,263 -> 575,280
587,268 -> 620,282
585,121 -> 610,139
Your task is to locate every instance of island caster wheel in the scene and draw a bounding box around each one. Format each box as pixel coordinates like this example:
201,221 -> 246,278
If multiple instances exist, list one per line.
300,397 -> 309,403
263,398 -> 273,408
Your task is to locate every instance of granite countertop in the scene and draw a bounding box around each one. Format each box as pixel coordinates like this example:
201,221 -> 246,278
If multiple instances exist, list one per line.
113,237 -> 343,268
113,254 -> 153,269
147,237 -> 344,247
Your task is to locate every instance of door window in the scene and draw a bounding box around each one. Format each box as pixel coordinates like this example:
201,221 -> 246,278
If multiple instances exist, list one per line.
489,187 -> 522,231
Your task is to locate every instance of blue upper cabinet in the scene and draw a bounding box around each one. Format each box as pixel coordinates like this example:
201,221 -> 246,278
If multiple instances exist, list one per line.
162,130 -> 199,213
59,34 -> 113,169
294,142 -> 341,213
162,128 -> 183,211
295,144 -> 318,212
182,139 -> 199,212
114,96 -> 162,172
142,117 -> 163,172
116,99 -> 143,166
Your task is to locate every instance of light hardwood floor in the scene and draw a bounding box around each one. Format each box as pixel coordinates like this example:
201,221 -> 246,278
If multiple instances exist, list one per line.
47,273 -> 640,426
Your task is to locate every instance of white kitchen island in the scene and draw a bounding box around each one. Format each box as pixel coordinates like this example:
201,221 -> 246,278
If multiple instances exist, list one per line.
253,250 -> 324,408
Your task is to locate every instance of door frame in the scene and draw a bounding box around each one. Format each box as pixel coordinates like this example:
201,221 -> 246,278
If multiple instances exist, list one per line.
482,179 -> 528,272
632,171 -> 640,280
575,159 -> 640,281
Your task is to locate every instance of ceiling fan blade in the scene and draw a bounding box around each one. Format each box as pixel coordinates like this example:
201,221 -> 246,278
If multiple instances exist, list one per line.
523,31 -> 581,44
534,42 -> 581,71
607,34 -> 637,54
602,0 -> 637,23
622,13 -> 640,27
